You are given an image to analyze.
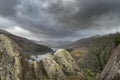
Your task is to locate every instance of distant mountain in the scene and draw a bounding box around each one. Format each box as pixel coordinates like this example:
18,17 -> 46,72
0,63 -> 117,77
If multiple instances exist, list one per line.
0,29 -> 53,56
64,34 -> 116,49
34,40 -> 72,48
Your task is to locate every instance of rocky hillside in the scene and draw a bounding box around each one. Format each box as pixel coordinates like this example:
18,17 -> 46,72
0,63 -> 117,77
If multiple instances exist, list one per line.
64,34 -> 116,49
98,45 -> 120,80
0,34 -> 86,80
0,29 -> 53,56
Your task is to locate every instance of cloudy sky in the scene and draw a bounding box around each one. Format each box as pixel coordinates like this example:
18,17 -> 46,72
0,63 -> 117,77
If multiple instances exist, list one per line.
0,0 -> 120,41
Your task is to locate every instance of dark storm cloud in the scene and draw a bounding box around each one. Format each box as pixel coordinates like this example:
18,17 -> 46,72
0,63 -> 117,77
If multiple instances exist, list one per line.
0,0 -> 120,40
13,0 -> 78,38
0,0 -> 19,17
53,0 -> 120,28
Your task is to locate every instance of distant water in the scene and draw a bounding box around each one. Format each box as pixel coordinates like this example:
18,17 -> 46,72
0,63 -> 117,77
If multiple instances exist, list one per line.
51,48 -> 59,51
29,53 -> 51,62
29,48 -> 59,62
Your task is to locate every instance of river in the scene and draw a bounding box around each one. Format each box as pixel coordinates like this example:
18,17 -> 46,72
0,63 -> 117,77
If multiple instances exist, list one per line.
29,48 -> 59,62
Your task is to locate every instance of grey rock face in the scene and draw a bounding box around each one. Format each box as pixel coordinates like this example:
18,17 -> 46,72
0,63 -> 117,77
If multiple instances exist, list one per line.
98,45 -> 120,80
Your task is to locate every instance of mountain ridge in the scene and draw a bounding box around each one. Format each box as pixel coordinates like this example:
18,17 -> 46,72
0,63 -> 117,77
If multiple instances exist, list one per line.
63,34 -> 116,49
0,29 -> 53,57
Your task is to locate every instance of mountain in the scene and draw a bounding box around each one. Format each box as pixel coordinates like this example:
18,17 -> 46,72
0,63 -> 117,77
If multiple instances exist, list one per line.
34,40 -> 72,48
64,34 -> 116,49
0,29 -> 53,57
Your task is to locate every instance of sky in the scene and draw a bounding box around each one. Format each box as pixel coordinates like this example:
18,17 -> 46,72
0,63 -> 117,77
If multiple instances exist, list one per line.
0,0 -> 120,41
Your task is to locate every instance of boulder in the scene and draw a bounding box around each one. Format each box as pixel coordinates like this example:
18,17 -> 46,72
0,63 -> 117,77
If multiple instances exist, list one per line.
42,55 -> 66,80
54,49 -> 80,75
54,49 -> 86,80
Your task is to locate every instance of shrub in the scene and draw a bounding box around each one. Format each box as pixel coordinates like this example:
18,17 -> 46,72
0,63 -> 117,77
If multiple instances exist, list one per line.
114,33 -> 120,47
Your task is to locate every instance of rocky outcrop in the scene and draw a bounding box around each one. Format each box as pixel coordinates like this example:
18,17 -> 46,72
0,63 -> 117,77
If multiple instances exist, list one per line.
54,49 -> 80,75
0,34 -> 85,80
42,55 -> 66,80
54,49 -> 86,80
0,34 -> 35,80
98,45 -> 120,80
